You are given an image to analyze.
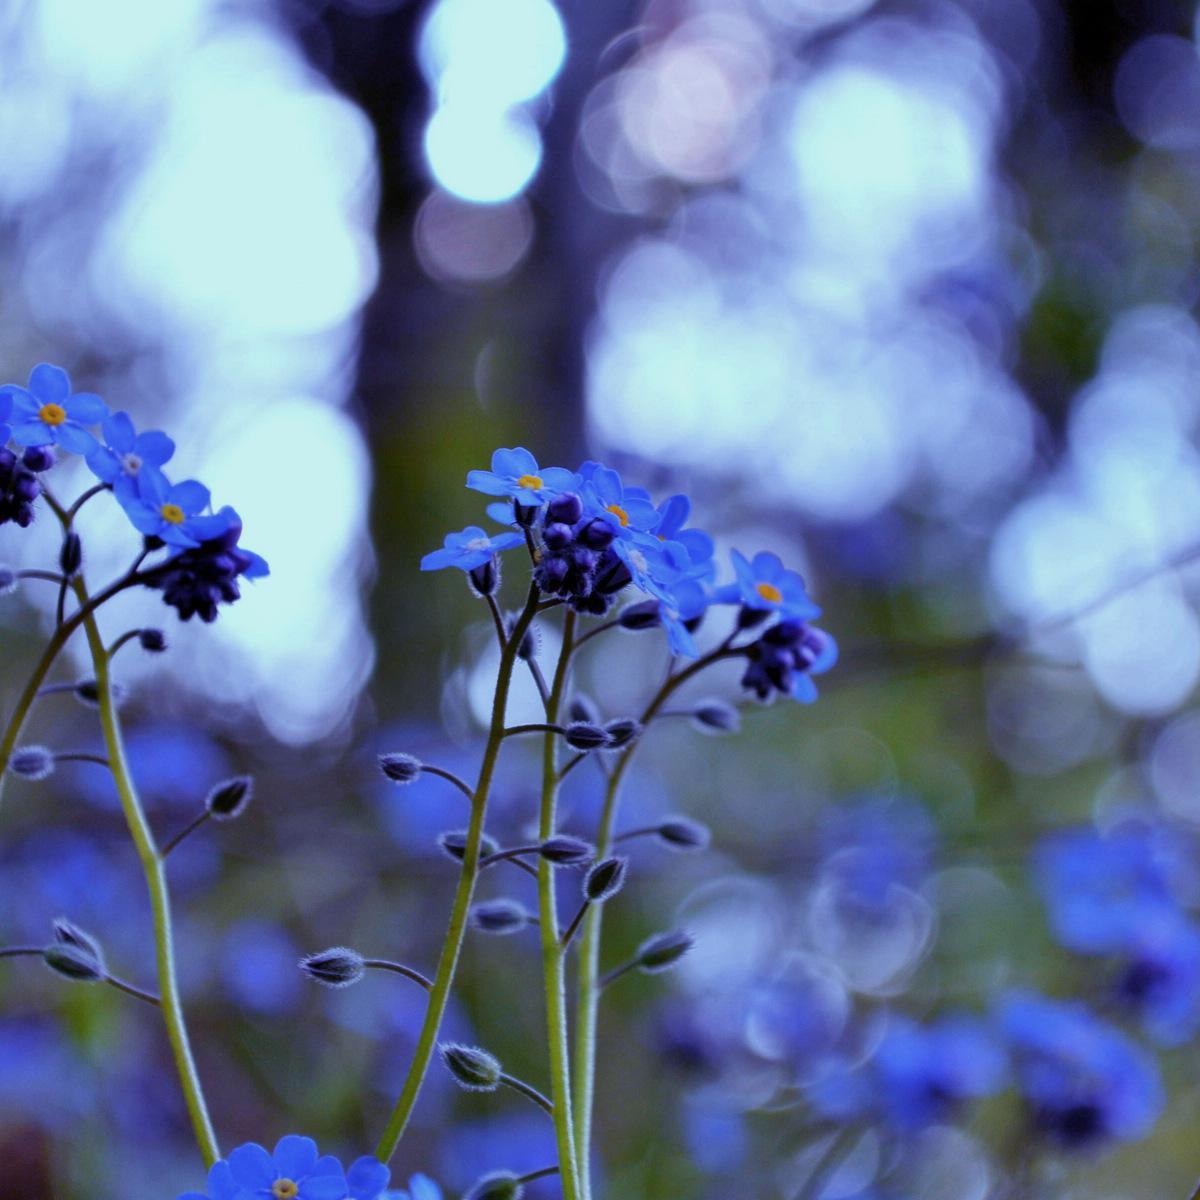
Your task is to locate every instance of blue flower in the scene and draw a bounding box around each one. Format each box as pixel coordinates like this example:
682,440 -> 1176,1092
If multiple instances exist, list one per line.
999,991 -> 1164,1150
386,1176 -> 442,1200
226,1135 -> 347,1199
346,1156 -> 393,1199
714,550 -> 821,620
466,447 -> 578,506
741,618 -> 837,703
85,411 -> 174,501
1033,825 -> 1181,955
1115,913 -> 1200,1045
420,526 -> 524,571
648,493 -> 716,583
178,1160 -> 242,1200
580,464 -> 658,536
0,385 -> 10,444
118,469 -> 229,548
1,363 -> 108,453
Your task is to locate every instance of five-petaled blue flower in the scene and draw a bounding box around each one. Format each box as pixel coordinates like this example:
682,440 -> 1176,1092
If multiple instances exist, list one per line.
580,464 -> 658,536
1,363 -> 108,454
466,447 -> 578,506
385,1175 -> 442,1200
421,525 -> 524,572
85,411 -> 175,502
714,550 -> 821,620
118,471 -> 229,549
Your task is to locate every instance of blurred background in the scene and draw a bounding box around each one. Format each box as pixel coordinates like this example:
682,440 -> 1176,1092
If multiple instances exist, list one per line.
5,0 -> 1200,1195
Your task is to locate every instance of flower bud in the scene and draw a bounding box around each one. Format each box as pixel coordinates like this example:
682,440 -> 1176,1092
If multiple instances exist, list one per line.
737,605 -> 771,630
21,446 -> 55,472
538,835 -> 594,866
618,600 -> 662,631
468,556 -> 500,598
585,856 -> 628,903
470,899 -> 531,935
546,492 -> 583,525
379,753 -> 422,785
564,722 -> 612,752
440,1042 -> 502,1091
637,929 -> 695,973
59,532 -> 82,578
43,941 -> 104,982
513,502 -> 540,528
138,628 -> 167,653
656,817 -> 711,851
541,522 -> 573,552
300,946 -> 365,988
439,830 -> 501,862
576,517 -> 616,551
567,694 -> 601,725
52,918 -> 104,963
603,718 -> 641,749
9,745 -> 54,781
206,775 -> 253,820
465,1172 -> 523,1200
691,700 -> 740,735
0,565 -> 16,596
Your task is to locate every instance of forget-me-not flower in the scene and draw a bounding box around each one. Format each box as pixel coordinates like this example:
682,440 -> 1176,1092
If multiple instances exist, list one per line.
467,447 -> 578,506
1,363 -> 108,453
580,464 -> 658,535
421,526 -> 524,572
85,411 -> 174,501
714,550 -> 821,620
225,1135 -> 347,1199
118,472 -> 229,548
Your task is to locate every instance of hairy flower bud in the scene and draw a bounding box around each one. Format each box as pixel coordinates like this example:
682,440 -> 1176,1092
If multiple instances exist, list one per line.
566,694 -> 601,725
8,745 -> 54,781
440,1042 -> 502,1091
59,532 -> 82,578
470,899 -> 531,935
468,556 -> 500,598
637,929 -> 695,973
585,856 -> 628,903
691,700 -> 740,734
52,918 -> 105,964
538,835 -> 594,866
379,752 -> 422,784
138,628 -> 167,653
618,600 -> 662,631
465,1172 -> 523,1200
0,565 -> 17,596
657,817 -> 711,851
206,775 -> 253,821
546,492 -> 583,525
43,941 -> 104,983
564,722 -> 612,752
439,830 -> 501,862
300,946 -> 365,988
603,718 -> 641,749
21,446 -> 55,472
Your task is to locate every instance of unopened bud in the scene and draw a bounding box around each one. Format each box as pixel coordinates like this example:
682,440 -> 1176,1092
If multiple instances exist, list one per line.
439,830 -> 501,862
603,718 -> 641,749
8,745 -> 54,781
657,817 -> 711,851
691,700 -> 740,735
300,947 -> 365,988
138,628 -> 167,653
205,776 -> 253,821
566,694 -> 601,725
470,900 -> 531,935
465,1172 -> 523,1200
440,1042 -> 502,1091
618,600 -> 662,631
59,532 -> 82,577
585,856 -> 628,903
637,929 -> 695,973
538,835 -> 594,866
379,753 -> 422,785
468,556 -> 500,597
564,722 -> 612,752
43,942 -> 104,982
52,918 -> 104,963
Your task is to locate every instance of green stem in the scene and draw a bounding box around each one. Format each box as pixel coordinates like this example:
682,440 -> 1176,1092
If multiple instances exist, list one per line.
571,642 -> 739,1181
374,584 -> 541,1163
538,608 -> 582,1200
75,577 -> 220,1167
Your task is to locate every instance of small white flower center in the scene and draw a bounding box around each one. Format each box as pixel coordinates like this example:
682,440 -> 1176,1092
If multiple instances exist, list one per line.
120,452 -> 143,476
465,538 -> 492,553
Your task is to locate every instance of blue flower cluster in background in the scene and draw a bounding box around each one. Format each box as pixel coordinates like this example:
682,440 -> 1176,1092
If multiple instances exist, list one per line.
422,447 -> 837,701
0,363 -> 268,621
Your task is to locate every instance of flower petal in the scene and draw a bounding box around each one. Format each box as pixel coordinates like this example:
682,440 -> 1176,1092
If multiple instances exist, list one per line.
273,1135 -> 319,1179
102,412 -> 136,453
134,429 -> 175,466
346,1155 -> 391,1198
28,363 -> 70,404
491,446 -> 537,478
10,420 -> 53,447
168,479 -> 211,515
228,1142 -> 277,1187
465,469 -> 512,496
792,674 -> 819,704
54,424 -> 97,455
409,1176 -> 442,1200
64,392 -> 108,425
299,1175 -> 350,1200
86,447 -> 121,484
120,499 -> 164,535
538,467 -> 579,494
420,547 -> 459,571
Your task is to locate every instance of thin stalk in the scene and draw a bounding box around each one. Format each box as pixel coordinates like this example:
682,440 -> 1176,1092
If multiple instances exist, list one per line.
362,959 -> 434,991
485,594 -> 508,650
374,584 -> 542,1163
104,973 -> 161,1008
75,577 -> 219,1167
571,641 -> 740,1178
537,609 -> 582,1200
500,1072 -> 555,1117
161,810 -> 211,859
520,1167 -> 561,1185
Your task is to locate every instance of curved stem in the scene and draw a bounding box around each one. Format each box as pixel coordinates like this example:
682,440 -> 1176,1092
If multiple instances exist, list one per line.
75,576 -> 220,1167
363,958 -> 434,991
374,583 -> 542,1164
105,973 -> 161,1008
571,641 -> 739,1180
537,609 -> 582,1200
500,1072 -> 555,1117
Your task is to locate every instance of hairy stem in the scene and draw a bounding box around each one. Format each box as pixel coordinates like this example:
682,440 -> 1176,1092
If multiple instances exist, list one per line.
374,584 -> 541,1163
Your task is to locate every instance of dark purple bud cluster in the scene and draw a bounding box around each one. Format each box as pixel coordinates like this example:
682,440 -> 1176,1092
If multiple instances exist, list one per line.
0,446 -> 53,528
143,509 -> 261,622
531,493 -> 631,617
742,619 -> 833,702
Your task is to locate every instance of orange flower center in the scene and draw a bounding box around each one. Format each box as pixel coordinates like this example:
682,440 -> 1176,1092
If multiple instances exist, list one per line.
606,504 -> 629,527
272,1181 -> 299,1199
38,403 -> 67,427
756,581 -> 783,604
516,473 -> 543,490
160,503 -> 186,525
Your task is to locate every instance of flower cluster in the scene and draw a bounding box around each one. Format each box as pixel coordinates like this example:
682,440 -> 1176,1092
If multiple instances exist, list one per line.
177,1135 -> 438,1200
421,447 -> 836,701
0,363 -> 268,621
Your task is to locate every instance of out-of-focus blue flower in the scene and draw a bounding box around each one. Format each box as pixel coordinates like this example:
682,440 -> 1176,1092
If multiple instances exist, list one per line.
580,464 -> 658,535
0,1019 -> 97,1126
1115,913 -> 1200,1045
0,386 -> 10,444
386,1175 -> 442,1200
872,1015 -> 1005,1131
999,990 -> 1164,1150
220,919 -> 304,1016
466,447 -> 578,505
224,1136 -> 347,1199
117,471 -> 227,548
420,526 -> 524,571
682,1104 -> 747,1174
1,364 -> 108,453
85,411 -> 175,502
1034,825 -> 1180,955
741,619 -> 837,703
346,1156 -> 393,1199
648,493 -> 716,583
177,1160 -> 241,1200
714,550 -> 821,620
438,1114 -> 557,1197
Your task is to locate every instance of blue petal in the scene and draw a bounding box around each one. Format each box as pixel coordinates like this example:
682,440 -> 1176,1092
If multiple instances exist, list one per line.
8,389 -> 39,421
64,392 -> 108,425
273,1135 -> 319,1179
168,479 -> 211,515
490,532 -> 525,553
86,447 -> 121,484
102,412 -> 136,453
208,1161 -> 242,1200
120,499 -> 165,535
491,446 -> 538,478
137,465 -> 170,504
300,1175 -> 350,1200
186,512 -> 234,542
10,419 -> 54,447
539,467 -> 579,494
485,501 -> 516,526
243,551 -> 270,579
0,391 -> 10,424
0,424 -> 9,445
311,1155 -> 345,1178
465,469 -> 512,497
346,1155 -> 391,1198
135,429 -> 175,466
408,1177 -> 443,1200
228,1143 -> 276,1187
792,675 -> 819,704
161,525 -> 201,549
28,363 -> 71,404
55,424 -> 97,455
421,547 -> 461,571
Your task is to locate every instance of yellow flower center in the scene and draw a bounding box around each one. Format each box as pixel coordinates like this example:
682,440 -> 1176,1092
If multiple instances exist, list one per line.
272,1181 -> 299,1199
160,503 -> 186,525
38,403 -> 67,427
756,581 -> 783,605
606,504 -> 630,527
516,473 -> 543,491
